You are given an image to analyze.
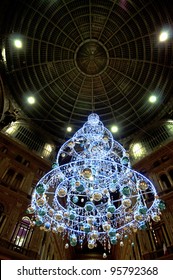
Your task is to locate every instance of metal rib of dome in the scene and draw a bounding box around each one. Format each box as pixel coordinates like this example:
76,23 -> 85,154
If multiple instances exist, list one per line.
1,0 -> 173,143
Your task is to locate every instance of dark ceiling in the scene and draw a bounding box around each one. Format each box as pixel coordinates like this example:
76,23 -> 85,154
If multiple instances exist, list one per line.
1,0 -> 173,143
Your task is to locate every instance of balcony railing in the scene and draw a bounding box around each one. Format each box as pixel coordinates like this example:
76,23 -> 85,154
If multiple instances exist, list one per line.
143,245 -> 173,260
0,238 -> 38,259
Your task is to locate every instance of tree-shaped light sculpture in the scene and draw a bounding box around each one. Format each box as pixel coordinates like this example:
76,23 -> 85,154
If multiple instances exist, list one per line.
28,114 -> 165,252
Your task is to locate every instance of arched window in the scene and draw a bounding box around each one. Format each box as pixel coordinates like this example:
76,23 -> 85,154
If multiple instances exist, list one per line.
0,146 -> 7,154
12,173 -> 24,190
159,174 -> 171,189
11,216 -> 33,248
23,160 -> 30,167
15,155 -> 23,163
2,168 -> 15,185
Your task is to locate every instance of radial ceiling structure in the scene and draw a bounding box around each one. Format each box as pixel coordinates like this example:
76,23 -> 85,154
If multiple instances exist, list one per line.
1,0 -> 173,143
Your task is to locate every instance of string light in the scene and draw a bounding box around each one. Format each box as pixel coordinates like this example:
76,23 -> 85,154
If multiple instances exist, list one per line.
27,113 -> 165,252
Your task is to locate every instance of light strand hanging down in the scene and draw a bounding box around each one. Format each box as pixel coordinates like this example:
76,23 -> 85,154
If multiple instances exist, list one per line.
27,113 -> 165,252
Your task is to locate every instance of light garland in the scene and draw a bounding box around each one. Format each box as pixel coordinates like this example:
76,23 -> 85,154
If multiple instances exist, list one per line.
27,113 -> 165,254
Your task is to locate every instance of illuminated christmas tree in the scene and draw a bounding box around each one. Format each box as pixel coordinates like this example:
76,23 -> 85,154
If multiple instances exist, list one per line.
27,113 -> 165,252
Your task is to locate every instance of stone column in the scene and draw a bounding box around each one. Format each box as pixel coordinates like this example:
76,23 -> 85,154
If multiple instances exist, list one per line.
28,227 -> 44,257
20,172 -> 35,195
1,204 -> 21,241
0,158 -> 10,178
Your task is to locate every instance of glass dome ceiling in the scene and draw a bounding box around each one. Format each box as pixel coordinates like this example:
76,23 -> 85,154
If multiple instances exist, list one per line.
1,0 -> 173,143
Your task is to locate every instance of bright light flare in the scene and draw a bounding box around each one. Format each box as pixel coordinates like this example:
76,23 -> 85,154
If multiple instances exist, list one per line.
159,31 -> 169,42
27,96 -> 35,104
67,126 -> 72,132
149,95 -> 157,103
14,39 -> 22,48
111,125 -> 118,133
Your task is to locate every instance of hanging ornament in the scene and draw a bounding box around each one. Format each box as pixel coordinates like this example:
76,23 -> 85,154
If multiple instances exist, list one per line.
103,252 -> 107,259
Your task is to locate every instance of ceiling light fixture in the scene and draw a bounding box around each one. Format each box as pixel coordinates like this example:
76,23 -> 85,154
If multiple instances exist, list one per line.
27,96 -> 35,104
111,125 -> 119,133
67,126 -> 72,132
149,95 -> 157,103
14,39 -> 22,48
28,114 -> 165,255
159,31 -> 169,42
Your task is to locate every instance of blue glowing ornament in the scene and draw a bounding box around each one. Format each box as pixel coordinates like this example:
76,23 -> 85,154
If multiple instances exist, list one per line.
44,222 -> 51,230
121,156 -> 129,166
29,113 -> 165,251
69,211 -> 76,220
83,223 -> 91,233
107,204 -> 116,213
108,228 -> 116,237
72,196 -> 79,203
138,206 -> 148,215
36,183 -> 45,194
110,236 -> 117,245
85,202 -> 95,212
75,182 -> 85,192
38,209 -> 46,216
121,186 -> 131,196
157,199 -> 166,210
139,222 -> 147,230
35,219 -> 43,226
52,162 -> 58,169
